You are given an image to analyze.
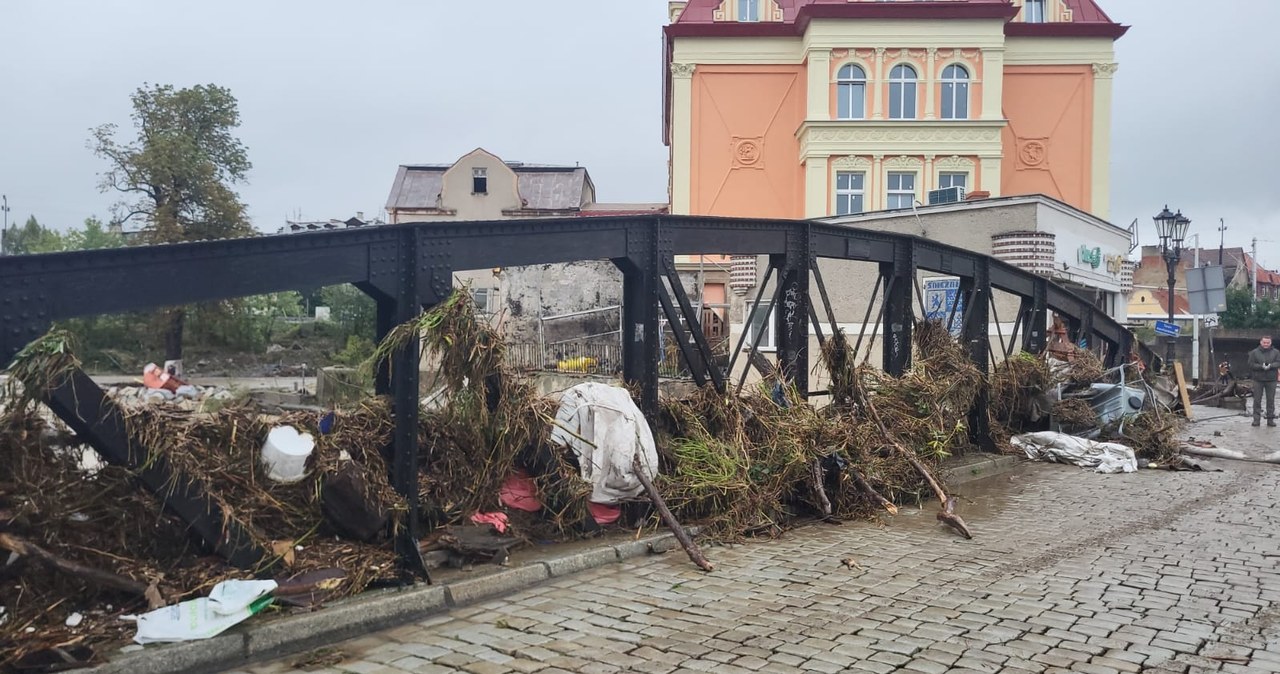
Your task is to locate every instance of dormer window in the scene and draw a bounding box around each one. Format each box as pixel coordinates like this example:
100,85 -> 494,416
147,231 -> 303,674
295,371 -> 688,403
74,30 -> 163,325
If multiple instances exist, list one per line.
1025,0 -> 1046,23
738,0 -> 759,22
472,168 -> 487,194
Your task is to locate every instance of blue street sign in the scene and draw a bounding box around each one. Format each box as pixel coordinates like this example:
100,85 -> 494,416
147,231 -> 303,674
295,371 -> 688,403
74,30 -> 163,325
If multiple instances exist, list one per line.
1154,320 -> 1181,337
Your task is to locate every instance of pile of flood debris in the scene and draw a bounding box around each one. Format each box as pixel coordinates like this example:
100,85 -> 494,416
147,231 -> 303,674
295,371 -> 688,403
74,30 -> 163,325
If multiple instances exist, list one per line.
0,292 -> 1179,669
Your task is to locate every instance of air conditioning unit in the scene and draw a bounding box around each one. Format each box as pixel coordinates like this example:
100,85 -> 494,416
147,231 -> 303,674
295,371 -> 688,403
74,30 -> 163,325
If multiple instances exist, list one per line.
927,186 -> 965,205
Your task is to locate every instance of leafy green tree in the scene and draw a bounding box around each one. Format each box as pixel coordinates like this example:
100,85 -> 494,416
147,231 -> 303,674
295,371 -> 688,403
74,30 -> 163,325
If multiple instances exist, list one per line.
91,83 -> 254,361
5,215 -> 65,254
1221,286 -> 1280,329
64,216 -> 124,251
319,285 -> 377,340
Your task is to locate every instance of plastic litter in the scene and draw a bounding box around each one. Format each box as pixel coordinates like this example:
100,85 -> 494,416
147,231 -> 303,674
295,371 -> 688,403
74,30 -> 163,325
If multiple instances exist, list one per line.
127,580 -> 277,644
260,426 -> 315,483
1013,431 -> 1138,474
65,612 -> 83,627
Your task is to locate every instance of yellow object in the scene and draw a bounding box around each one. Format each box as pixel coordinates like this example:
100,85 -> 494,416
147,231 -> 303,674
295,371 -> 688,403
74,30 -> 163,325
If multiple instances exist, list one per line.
557,357 -> 598,373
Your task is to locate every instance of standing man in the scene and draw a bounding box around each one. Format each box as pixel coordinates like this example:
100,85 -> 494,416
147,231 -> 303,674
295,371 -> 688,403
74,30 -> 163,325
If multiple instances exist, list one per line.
1248,336 -> 1279,427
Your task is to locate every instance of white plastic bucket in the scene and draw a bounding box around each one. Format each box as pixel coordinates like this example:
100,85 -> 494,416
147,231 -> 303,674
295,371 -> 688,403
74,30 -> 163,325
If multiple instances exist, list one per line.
261,426 -> 315,483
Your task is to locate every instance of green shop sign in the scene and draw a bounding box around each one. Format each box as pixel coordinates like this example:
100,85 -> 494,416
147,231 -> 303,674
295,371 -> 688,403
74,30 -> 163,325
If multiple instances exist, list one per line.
1077,245 -> 1102,269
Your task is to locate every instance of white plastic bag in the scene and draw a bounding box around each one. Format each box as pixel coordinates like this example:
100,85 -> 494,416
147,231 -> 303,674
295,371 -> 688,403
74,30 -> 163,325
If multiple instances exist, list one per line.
1013,431 -> 1137,474
128,580 -> 276,644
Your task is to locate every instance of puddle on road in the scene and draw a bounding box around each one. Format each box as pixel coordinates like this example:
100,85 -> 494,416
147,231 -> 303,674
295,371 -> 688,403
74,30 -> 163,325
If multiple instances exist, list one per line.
883,462 -> 1078,532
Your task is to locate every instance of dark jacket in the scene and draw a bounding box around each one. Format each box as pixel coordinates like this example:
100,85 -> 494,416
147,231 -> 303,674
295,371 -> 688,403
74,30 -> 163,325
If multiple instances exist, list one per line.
1248,346 -> 1280,381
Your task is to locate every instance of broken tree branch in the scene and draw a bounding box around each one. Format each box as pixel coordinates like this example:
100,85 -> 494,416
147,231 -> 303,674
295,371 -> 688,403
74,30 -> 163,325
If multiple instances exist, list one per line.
810,459 -> 832,517
853,389 -> 972,539
0,532 -> 164,604
633,454 -> 714,572
847,466 -> 899,515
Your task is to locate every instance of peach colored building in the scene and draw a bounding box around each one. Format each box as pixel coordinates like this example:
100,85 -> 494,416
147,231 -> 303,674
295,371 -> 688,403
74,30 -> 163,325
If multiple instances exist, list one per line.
663,0 -> 1126,222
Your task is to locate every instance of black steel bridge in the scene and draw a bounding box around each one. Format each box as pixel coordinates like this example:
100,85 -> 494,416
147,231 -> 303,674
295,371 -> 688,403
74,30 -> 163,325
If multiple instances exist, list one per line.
0,214 -> 1135,575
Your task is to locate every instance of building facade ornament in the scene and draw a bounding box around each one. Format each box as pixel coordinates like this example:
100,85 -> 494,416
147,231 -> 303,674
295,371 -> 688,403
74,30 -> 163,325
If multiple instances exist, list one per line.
1092,62 -> 1119,79
807,126 -> 1000,144
831,156 -> 872,170
671,62 -> 697,78
884,155 -> 923,170
935,155 -> 975,171
731,136 -> 765,169
1016,138 -> 1049,169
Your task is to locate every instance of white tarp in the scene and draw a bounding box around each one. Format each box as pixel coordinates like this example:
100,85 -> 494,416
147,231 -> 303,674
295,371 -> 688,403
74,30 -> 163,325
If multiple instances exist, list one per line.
1013,431 -> 1138,474
549,383 -> 659,504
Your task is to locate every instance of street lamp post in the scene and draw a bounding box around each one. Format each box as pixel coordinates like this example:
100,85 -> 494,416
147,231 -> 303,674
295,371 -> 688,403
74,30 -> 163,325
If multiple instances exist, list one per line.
1153,206 -> 1191,373
0,194 -> 9,255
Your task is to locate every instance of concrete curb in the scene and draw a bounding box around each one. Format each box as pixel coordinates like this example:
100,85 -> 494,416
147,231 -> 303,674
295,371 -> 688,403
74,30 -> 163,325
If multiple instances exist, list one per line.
85,531 -> 683,674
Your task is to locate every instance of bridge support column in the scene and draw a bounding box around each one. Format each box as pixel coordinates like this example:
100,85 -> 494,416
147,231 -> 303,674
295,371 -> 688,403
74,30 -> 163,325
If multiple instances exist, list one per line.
881,240 -> 915,376
961,261 -> 995,452
1021,278 -> 1048,354
773,224 -> 812,397
365,229 -> 451,578
615,223 -> 661,415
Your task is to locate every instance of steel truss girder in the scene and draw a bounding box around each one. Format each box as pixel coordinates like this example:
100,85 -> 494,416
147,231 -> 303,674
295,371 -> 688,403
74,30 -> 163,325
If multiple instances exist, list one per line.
0,214 -> 1143,572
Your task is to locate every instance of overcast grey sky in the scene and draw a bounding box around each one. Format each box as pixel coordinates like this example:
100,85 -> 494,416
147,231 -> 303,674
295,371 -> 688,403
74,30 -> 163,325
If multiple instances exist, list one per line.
1,1 -> 1276,263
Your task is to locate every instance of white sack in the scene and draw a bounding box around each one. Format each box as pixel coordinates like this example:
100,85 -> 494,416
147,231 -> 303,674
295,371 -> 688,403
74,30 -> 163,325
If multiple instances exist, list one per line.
549,383 -> 658,504
1013,431 -> 1138,474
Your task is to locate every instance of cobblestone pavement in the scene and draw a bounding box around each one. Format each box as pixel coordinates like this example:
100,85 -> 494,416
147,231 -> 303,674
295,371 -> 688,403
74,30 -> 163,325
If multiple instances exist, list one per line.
247,444 -> 1280,673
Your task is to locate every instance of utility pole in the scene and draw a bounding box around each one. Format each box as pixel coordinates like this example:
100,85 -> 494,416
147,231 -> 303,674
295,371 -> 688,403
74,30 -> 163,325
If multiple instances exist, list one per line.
1252,237 -> 1259,308
1191,235 -> 1201,385
1218,218 -> 1226,267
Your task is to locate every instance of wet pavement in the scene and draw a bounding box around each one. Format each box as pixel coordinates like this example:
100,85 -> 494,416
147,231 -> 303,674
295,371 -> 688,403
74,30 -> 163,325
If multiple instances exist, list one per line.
242,412 -> 1280,674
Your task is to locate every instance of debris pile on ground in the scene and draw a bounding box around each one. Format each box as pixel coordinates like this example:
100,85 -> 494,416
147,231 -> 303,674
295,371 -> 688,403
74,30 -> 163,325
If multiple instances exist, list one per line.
0,332 -> 403,668
1103,405 -> 1184,464
104,384 -> 237,410
0,294 -> 1181,668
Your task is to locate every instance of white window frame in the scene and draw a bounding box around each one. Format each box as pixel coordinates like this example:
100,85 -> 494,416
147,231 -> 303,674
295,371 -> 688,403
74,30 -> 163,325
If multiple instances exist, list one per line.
1025,0 -> 1046,23
743,301 -> 776,351
738,0 -> 760,22
835,171 -> 866,216
940,64 -> 969,120
836,64 -> 867,120
472,167 -> 488,195
887,171 -> 917,210
938,172 -> 967,191
472,287 -> 495,314
888,64 -> 918,120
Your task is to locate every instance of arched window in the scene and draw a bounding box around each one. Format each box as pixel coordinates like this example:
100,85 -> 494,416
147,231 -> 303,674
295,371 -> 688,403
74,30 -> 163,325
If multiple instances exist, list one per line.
836,64 -> 867,120
941,64 -> 969,120
889,64 -> 917,120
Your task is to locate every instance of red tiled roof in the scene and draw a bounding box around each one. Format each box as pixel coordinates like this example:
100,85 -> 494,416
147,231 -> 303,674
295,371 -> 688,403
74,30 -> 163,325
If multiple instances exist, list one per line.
1064,0 -> 1115,23
671,0 -> 1123,31
671,0 -> 1018,32
1151,289 -> 1191,316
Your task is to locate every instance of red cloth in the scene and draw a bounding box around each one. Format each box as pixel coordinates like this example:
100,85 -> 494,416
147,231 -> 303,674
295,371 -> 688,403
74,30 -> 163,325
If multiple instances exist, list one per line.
469,511 -> 509,533
587,502 -> 621,526
499,471 -> 542,513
